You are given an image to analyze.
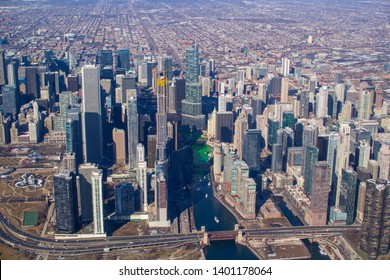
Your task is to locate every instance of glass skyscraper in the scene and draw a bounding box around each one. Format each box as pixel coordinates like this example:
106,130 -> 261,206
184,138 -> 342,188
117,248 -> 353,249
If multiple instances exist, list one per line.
181,44 -> 205,129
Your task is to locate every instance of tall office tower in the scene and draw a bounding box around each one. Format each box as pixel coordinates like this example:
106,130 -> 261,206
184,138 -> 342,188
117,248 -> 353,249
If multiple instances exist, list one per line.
281,77 -> 289,102
127,90 -> 138,170
281,57 -> 290,77
201,77 -> 210,97
115,183 -> 135,215
223,151 -> 238,184
91,168 -> 104,234
147,135 -> 157,168
0,50 -> 5,87
216,111 -> 233,143
303,145 -> 319,196
117,49 -> 130,71
168,82 -> 177,113
378,144 -> 390,180
359,90 -> 371,120
156,175 -> 168,222
302,125 -> 318,174
350,128 -> 371,153
346,85 -> 359,104
335,122 -> 351,206
338,101 -> 352,121
136,144 -> 148,211
282,110 -> 295,129
10,122 -> 18,144
267,117 -> 280,147
231,160 -> 245,197
257,82 -> 267,103
356,182 -> 366,223
327,90 -> 338,118
356,140 -> 370,168
339,168 -> 358,225
0,114 -> 10,144
213,142 -> 223,176
81,65 -> 103,164
181,44 -> 205,129
360,179 -> 390,259
335,83 -> 345,103
368,160 -> 379,180
305,161 -> 331,226
66,118 -> 82,169
66,74 -> 79,92
174,77 -> 185,117
207,108 -> 217,139
316,87 -> 328,118
327,132 -> 338,184
162,55 -> 173,81
242,129 -> 262,170
60,91 -> 72,115
7,61 -> 18,87
98,49 -> 113,67
25,66 -> 39,99
233,110 -> 249,159
121,74 -> 137,103
112,128 -> 126,165
299,91 -> 310,118
62,153 -> 76,173
54,170 -> 78,233
271,76 -> 282,97
271,143 -> 283,173
237,161 -> 250,200
282,127 -> 294,153
77,163 -> 97,222
2,85 -> 19,117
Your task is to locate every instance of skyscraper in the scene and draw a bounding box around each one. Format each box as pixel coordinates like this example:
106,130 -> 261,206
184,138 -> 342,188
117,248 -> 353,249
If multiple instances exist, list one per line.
335,122 -> 351,206
360,179 -> 390,259
358,90 -> 371,120
25,66 -> 39,99
162,55 -> 173,81
216,111 -> 234,143
281,57 -> 290,77
54,170 -> 78,233
339,168 -> 358,225
112,128 -> 126,165
117,49 -> 130,71
378,144 -> 390,181
127,90 -> 138,170
115,183 -> 135,215
280,77 -> 289,102
181,44 -> 205,129
91,168 -> 104,234
316,87 -> 328,118
305,161 -> 331,226
242,129 -> 262,170
81,65 -> 103,164
77,163 -> 97,223
303,145 -> 319,196
0,50 -> 6,86
2,85 -> 19,117
156,175 -> 168,223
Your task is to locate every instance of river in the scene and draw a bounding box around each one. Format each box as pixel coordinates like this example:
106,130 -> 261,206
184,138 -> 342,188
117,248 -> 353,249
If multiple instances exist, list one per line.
190,170 -> 329,260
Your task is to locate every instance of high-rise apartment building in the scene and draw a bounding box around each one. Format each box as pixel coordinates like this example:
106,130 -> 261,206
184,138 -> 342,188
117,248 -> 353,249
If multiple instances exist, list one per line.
91,168 -> 104,234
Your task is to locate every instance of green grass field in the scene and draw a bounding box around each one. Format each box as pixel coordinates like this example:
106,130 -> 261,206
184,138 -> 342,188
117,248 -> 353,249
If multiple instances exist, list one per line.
192,143 -> 212,166
22,211 -> 39,227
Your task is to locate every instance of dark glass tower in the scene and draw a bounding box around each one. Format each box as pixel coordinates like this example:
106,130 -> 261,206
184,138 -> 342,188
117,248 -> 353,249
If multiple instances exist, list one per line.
54,170 -> 78,233
242,129 -> 262,170
117,49 -> 130,71
2,85 -> 19,118
115,183 -> 135,215
339,168 -> 358,225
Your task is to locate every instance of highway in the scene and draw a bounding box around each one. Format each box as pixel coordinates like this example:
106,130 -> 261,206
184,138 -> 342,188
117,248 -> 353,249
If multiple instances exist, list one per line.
0,213 -> 360,257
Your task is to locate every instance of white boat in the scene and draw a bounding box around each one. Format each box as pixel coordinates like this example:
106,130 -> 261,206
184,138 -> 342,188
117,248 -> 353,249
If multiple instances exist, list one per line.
205,194 -> 208,198
319,249 -> 327,256
208,182 -> 211,186
214,216 -> 219,223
